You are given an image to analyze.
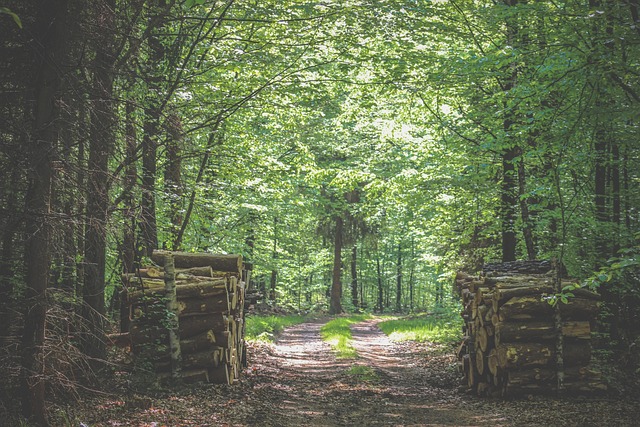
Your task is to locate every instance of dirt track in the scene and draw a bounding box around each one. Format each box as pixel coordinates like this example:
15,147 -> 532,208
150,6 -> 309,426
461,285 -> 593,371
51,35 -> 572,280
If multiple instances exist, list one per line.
69,317 -> 640,426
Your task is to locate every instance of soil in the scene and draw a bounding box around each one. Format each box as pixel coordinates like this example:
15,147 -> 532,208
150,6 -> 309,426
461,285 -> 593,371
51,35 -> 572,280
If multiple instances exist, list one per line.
62,317 -> 639,427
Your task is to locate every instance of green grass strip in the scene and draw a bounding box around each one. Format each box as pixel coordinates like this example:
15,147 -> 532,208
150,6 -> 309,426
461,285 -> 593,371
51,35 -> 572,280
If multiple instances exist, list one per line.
378,313 -> 462,344
245,314 -> 308,343
320,314 -> 370,359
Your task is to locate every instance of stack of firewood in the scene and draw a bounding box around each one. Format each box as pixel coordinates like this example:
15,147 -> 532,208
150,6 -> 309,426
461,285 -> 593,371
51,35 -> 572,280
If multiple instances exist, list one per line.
456,261 -> 606,396
121,251 -> 246,385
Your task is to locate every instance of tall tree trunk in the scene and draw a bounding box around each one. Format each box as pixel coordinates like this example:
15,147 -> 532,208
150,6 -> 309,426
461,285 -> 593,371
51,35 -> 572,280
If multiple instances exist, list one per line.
0,169 -> 20,341
329,216 -> 343,314
517,152 -> 536,260
140,1 -> 167,256
21,1 -> 70,423
376,249 -> 383,313
395,243 -> 402,313
409,235 -> 415,313
350,244 -> 358,310
501,0 -> 519,263
270,216 -> 278,302
164,114 -> 184,249
83,0 -> 116,364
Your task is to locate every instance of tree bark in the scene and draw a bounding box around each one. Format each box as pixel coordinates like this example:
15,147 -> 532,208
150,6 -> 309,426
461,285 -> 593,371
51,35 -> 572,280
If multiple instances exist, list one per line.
395,243 -> 402,312
21,1 -> 70,423
83,0 -> 117,365
329,216 -> 343,314
350,245 -> 359,309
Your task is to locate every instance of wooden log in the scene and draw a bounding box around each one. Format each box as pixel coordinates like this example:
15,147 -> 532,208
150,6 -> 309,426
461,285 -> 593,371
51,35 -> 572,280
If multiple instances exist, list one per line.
151,250 -> 242,274
477,326 -> 491,353
182,348 -> 225,369
177,295 -> 230,316
494,285 -> 554,305
157,368 -> 210,384
476,348 -> 486,375
175,266 -> 214,277
208,365 -> 230,385
498,296 -> 553,321
456,336 -> 469,359
494,321 -> 591,345
487,349 -> 500,376
179,313 -> 229,339
496,341 -> 591,369
128,279 -> 228,302
558,298 -> 600,320
121,267 -> 164,281
180,330 -> 217,354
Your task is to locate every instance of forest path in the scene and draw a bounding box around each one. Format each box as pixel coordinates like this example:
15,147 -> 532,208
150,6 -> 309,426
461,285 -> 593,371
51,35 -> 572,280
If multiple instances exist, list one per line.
78,317 -> 639,426
222,317 -> 506,426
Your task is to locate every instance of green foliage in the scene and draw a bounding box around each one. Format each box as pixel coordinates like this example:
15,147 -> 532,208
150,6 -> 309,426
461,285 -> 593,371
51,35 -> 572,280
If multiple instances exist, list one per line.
244,314 -> 308,343
0,7 -> 21,28
346,365 -> 379,383
378,310 -> 462,345
320,314 -> 370,359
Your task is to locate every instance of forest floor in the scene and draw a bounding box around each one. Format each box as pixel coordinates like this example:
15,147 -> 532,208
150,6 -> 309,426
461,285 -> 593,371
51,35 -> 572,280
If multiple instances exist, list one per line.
63,317 -> 640,427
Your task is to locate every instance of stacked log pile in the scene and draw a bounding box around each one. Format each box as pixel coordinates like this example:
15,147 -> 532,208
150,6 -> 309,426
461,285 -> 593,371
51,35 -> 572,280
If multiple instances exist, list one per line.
122,251 -> 246,385
456,261 -> 605,396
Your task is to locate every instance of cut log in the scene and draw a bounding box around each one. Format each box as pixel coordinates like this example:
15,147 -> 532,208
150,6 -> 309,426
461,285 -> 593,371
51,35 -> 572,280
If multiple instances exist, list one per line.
151,250 -> 242,274
558,298 -> 600,320
496,341 -> 591,369
477,326 -> 491,353
498,296 -> 553,322
180,330 -> 217,354
494,321 -> 591,345
487,349 -> 500,376
208,365 -> 231,385
179,313 -> 229,339
476,348 -> 486,375
177,295 -> 231,316
128,279 -> 228,302
157,368 -> 210,384
494,285 -> 554,305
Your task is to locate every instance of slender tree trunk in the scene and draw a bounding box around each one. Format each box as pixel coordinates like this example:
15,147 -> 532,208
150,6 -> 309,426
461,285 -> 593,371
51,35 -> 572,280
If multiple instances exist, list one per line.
350,244 -> 358,310
329,216 -> 343,314
83,0 -> 116,364
517,153 -> 536,260
501,0 -> 519,263
611,141 -> 620,254
21,1 -> 70,423
165,114 -> 184,249
395,243 -> 402,313
376,249 -> 383,313
409,236 -> 415,313
0,170 -> 20,340
270,216 -> 278,302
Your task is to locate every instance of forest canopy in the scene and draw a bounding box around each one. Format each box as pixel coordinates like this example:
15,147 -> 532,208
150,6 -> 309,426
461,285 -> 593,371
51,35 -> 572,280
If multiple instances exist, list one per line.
1,0 -> 639,425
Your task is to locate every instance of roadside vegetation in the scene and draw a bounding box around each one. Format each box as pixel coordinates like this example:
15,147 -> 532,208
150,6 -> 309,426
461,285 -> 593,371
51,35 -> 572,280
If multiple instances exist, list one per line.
378,310 -> 462,345
245,314 -> 311,343
320,314 -> 371,358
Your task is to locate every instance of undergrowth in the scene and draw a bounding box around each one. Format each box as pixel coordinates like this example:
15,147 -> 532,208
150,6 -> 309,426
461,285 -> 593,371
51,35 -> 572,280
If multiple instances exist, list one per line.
378,311 -> 462,344
320,314 -> 370,358
244,314 -> 309,342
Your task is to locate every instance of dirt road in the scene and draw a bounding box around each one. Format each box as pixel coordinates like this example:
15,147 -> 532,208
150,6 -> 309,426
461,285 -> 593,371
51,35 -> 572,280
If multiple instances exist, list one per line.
217,318 -> 637,427
75,317 -> 639,426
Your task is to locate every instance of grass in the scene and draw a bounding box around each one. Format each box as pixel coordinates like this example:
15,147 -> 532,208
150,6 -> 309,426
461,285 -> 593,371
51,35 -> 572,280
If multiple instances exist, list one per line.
346,365 -> 379,383
320,314 -> 370,359
378,311 -> 462,345
244,314 -> 309,343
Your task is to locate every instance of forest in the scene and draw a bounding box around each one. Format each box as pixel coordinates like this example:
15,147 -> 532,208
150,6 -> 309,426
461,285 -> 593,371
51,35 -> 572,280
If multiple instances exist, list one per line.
1,0 -> 639,426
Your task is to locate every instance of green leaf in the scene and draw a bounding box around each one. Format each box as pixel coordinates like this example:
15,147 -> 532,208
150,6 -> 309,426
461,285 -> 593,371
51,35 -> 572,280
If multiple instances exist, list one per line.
0,7 -> 22,29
